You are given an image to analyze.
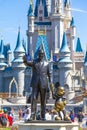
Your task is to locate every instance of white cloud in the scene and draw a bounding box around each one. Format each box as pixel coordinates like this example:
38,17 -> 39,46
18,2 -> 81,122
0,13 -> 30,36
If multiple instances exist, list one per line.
71,8 -> 87,14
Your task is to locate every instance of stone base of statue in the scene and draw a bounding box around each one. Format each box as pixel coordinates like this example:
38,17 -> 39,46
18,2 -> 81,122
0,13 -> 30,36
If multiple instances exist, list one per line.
18,120 -> 79,130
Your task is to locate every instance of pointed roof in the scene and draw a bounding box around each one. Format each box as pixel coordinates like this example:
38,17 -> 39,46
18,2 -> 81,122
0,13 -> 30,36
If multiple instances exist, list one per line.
28,0 -> 34,16
14,28 -> 25,53
22,39 -> 26,52
64,0 -> 70,7
4,44 -> 12,59
0,39 -> 7,67
84,46 -> 87,66
34,0 -> 48,17
76,37 -> 83,52
0,39 -> 4,58
59,32 -> 70,53
84,52 -> 87,66
34,31 -> 50,60
70,17 -> 75,27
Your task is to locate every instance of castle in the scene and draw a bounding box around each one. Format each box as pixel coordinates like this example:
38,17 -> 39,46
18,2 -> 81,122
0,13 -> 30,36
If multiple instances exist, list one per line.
0,0 -> 87,102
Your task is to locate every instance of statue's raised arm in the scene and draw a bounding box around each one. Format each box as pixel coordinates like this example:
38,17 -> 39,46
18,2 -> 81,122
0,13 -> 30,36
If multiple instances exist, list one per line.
23,55 -> 33,67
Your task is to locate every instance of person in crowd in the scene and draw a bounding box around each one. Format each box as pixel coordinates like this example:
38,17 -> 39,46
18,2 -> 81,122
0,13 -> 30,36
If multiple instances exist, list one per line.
18,108 -> 23,121
7,111 -> 14,126
45,109 -> 52,120
69,110 -> 76,122
23,108 -> 31,122
77,110 -> 84,123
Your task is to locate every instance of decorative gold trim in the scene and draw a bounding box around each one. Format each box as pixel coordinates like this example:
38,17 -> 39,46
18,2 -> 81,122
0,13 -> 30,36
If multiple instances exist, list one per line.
38,30 -> 46,35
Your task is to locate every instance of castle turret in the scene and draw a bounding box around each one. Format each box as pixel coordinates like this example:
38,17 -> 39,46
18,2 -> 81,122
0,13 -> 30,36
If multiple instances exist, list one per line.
7,45 -> 12,66
34,0 -> 48,17
51,0 -> 64,53
0,39 -> 7,70
27,0 -> 35,56
58,32 -> 75,102
51,0 -> 63,14
58,32 -> 72,90
12,28 -> 25,96
70,17 -> 76,71
74,37 -> 84,70
46,0 -> 51,16
64,0 -> 71,30
76,37 -> 83,52
0,39 -> 7,92
64,0 -> 71,18
84,47 -> 87,82
83,47 -> 87,113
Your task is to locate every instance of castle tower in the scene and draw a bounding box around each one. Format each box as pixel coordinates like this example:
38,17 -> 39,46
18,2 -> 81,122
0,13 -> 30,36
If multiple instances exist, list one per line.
74,37 -> 84,70
12,28 -> 25,96
83,47 -> 87,113
27,0 -> 34,56
51,0 -> 64,53
34,0 -> 48,17
84,47 -> 87,85
64,0 -> 71,29
64,0 -> 71,17
46,0 -> 51,16
70,17 -> 76,71
51,0 -> 63,14
0,39 -> 7,92
0,39 -> 7,70
58,32 -> 72,90
58,32 -> 75,102
7,46 -> 12,66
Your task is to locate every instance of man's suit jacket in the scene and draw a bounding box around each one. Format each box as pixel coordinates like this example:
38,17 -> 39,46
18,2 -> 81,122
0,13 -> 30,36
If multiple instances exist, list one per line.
28,58 -> 51,89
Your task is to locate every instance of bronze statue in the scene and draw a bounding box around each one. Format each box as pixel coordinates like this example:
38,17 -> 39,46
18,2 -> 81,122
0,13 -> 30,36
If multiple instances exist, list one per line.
52,84 -> 70,121
23,46 -> 53,120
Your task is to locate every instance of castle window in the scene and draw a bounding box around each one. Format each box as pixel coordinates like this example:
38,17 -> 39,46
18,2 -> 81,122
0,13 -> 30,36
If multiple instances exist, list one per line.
39,17 -> 43,21
39,10 -> 43,14
57,9 -> 59,13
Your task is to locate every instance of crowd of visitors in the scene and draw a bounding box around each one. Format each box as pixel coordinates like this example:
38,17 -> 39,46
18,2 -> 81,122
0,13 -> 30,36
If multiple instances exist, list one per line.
0,105 -> 87,130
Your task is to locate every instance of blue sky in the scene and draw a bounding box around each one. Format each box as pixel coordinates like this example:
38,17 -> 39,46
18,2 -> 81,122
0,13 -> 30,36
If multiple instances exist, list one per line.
0,0 -> 87,52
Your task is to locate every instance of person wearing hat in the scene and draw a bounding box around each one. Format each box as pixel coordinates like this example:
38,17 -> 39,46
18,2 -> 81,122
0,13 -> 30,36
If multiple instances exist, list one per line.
23,45 -> 53,120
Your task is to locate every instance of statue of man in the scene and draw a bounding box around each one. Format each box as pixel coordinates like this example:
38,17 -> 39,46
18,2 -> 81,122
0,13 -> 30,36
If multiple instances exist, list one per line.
23,46 -> 53,120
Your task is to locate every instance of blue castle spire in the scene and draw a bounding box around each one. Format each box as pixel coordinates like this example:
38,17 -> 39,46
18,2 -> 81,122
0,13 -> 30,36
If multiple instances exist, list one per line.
64,0 -> 70,7
70,17 -> 75,27
28,0 -> 34,16
76,37 -> 83,52
0,39 -> 4,58
60,32 -> 70,53
0,39 -> 7,67
34,30 -> 50,60
84,46 -> 87,66
59,32 -> 72,63
34,0 -> 48,17
14,27 -> 25,53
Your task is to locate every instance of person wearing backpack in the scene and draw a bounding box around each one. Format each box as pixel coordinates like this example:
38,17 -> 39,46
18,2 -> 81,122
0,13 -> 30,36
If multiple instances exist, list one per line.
0,115 -> 7,127
0,109 -> 8,127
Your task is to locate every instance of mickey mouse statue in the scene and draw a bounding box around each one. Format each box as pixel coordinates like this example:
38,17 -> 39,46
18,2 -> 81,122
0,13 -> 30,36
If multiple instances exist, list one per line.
52,82 -> 70,121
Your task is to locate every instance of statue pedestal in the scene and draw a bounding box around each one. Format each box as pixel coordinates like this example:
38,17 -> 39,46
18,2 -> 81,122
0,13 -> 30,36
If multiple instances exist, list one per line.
18,121 -> 79,130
